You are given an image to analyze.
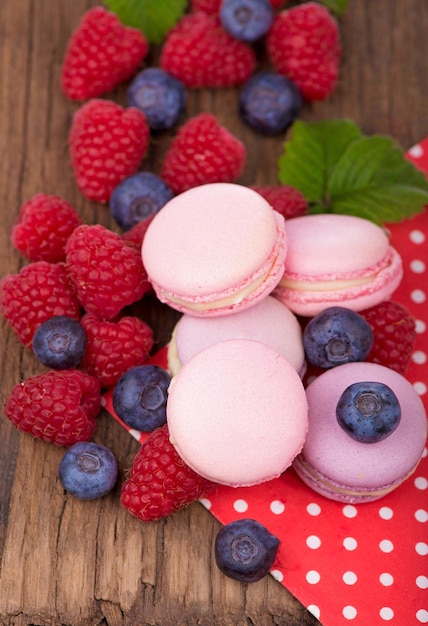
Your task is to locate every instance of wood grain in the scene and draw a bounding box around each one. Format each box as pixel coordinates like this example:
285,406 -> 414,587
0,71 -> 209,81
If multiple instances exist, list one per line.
0,0 -> 426,624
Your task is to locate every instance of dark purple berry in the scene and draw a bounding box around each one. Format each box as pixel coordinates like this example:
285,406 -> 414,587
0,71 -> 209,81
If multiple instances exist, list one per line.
336,381 -> 401,443
215,518 -> 280,583
239,71 -> 302,135
59,442 -> 118,500
109,172 -> 174,231
112,365 -> 171,432
220,0 -> 274,42
32,315 -> 87,370
303,306 -> 374,369
127,67 -> 187,131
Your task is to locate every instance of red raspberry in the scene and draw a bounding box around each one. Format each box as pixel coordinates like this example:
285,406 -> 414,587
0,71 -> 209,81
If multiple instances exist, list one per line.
69,99 -> 150,203
359,301 -> 417,375
4,370 -> 101,446
190,0 -> 221,13
11,193 -> 82,263
250,185 -> 308,219
120,424 -> 215,521
0,261 -> 81,348
161,113 -> 246,194
266,2 -> 341,101
61,7 -> 149,101
65,224 -> 150,321
160,12 -> 255,88
81,313 -> 154,388
122,215 -> 156,252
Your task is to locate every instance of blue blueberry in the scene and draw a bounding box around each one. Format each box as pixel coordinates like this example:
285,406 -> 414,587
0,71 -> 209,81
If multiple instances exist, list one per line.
127,67 -> 187,131
303,307 -> 374,369
239,71 -> 302,135
112,365 -> 171,432
336,381 -> 401,443
220,0 -> 274,42
109,172 -> 174,231
32,315 -> 87,369
215,518 -> 280,583
59,442 -> 118,500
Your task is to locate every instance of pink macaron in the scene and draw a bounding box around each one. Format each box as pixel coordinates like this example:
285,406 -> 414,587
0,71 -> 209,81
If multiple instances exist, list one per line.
274,214 -> 403,317
167,339 -> 308,487
293,362 -> 427,503
167,295 -> 305,377
141,183 -> 287,317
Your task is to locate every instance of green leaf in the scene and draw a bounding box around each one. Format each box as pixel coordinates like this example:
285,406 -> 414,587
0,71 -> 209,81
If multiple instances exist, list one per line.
104,0 -> 186,44
278,119 -> 428,225
317,0 -> 348,15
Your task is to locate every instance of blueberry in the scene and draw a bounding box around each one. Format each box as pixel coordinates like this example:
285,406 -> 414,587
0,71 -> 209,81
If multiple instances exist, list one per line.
32,315 -> 87,369
336,381 -> 401,443
127,67 -> 187,131
109,172 -> 174,231
239,72 -> 302,135
59,442 -> 118,500
214,518 -> 280,583
220,0 -> 274,42
112,365 -> 171,432
303,307 -> 374,369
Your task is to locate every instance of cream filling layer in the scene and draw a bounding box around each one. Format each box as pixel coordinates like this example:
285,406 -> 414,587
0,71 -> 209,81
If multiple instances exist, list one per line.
279,275 -> 373,292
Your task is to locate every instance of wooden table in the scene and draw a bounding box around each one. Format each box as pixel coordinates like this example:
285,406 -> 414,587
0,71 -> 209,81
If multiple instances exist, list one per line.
0,1 -> 426,624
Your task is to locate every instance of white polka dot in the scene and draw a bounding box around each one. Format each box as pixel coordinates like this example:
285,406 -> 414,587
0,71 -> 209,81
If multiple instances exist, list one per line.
306,535 -> 321,549
379,506 -> 394,520
380,607 -> 394,620
410,229 -> 426,244
411,289 -> 426,304
270,500 -> 285,514
412,350 -> 427,364
199,498 -> 211,509
422,448 -> 428,458
416,575 -> 428,589
270,569 -> 283,582
307,605 -> 321,619
306,502 -> 321,516
343,571 -> 358,585
408,144 -> 424,158
306,570 -> 321,584
379,539 -> 394,553
415,509 -> 428,523
379,573 -> 394,586
343,537 -> 358,550
415,476 -> 428,490
410,259 -> 426,273
343,605 -> 357,619
233,499 -> 248,513
342,505 -> 357,518
416,319 -> 427,334
414,381 -> 427,396
416,608 -> 428,623
416,542 -> 428,555
129,428 -> 143,441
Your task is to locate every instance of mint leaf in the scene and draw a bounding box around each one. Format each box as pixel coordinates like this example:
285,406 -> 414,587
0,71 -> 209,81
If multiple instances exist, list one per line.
104,0 -> 186,44
278,120 -> 428,224
318,0 -> 348,15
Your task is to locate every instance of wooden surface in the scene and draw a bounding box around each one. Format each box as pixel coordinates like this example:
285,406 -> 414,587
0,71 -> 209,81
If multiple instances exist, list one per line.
0,1 -> 426,624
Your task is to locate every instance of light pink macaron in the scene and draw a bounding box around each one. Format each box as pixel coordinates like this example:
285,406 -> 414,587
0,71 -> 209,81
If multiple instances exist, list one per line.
142,183 -> 287,317
167,339 -> 308,487
167,295 -> 305,377
274,214 -> 403,317
293,362 -> 427,503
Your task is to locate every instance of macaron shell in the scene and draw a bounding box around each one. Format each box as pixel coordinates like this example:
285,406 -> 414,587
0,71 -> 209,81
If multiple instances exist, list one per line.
167,339 -> 308,487
295,362 -> 427,493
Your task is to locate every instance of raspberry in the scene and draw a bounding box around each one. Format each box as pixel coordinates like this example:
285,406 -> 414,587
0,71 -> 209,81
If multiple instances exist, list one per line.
69,99 -> 150,203
161,113 -> 246,194
0,261 -> 81,348
120,424 -> 215,521
80,313 -> 154,388
122,215 -> 156,251
159,12 -> 255,88
61,7 -> 149,101
359,301 -> 417,375
65,224 -> 150,321
266,2 -> 341,101
4,370 -> 101,446
11,193 -> 82,263
190,0 -> 222,13
250,185 -> 308,219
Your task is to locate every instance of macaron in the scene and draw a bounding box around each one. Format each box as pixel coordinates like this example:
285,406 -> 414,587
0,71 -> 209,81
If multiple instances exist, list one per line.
274,214 -> 403,317
167,295 -> 305,377
167,339 -> 308,487
142,183 -> 287,317
293,362 -> 427,503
